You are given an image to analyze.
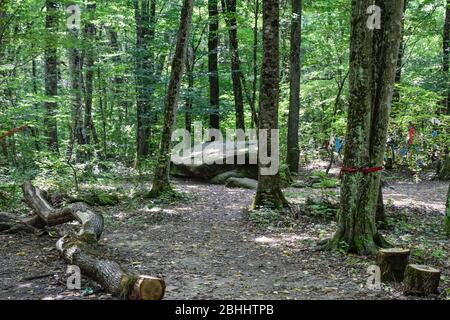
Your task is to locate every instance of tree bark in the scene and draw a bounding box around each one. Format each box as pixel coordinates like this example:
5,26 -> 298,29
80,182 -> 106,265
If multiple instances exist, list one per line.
286,0 -> 302,174
21,182 -> 165,299
327,0 -> 404,255
67,26 -> 88,162
443,0 -> 449,114
135,0 -> 157,159
150,0 -> 194,197
445,183 -> 450,236
253,0 -> 288,209
208,0 -> 220,131
404,264 -> 441,296
250,0 -> 260,128
222,0 -> 245,130
83,3 -> 99,149
377,248 -> 410,282
43,0 -> 59,152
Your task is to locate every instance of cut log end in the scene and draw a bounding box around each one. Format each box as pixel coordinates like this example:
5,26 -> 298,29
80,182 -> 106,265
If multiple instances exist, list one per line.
377,248 -> 410,282
128,276 -> 166,300
404,264 -> 441,296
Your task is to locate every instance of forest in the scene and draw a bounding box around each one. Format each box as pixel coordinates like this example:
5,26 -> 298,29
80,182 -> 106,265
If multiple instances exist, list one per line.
0,0 -> 449,302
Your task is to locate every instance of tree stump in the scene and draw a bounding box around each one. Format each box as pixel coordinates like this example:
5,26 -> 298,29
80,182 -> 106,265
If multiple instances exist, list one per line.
404,264 -> 441,296
377,248 -> 410,282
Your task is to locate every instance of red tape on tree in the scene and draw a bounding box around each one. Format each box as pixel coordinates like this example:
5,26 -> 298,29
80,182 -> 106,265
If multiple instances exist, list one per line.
339,166 -> 384,178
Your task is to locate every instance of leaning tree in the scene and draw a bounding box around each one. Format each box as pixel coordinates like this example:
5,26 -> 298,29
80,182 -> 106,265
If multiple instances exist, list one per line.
326,0 -> 405,255
150,0 -> 194,197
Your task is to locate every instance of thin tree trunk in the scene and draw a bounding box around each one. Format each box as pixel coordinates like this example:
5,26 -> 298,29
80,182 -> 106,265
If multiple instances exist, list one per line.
250,0 -> 260,128
84,3 -> 99,149
135,0 -> 157,159
443,0 -> 449,114
185,46 -> 194,132
150,0 -> 194,197
208,0 -> 220,130
253,0 -> 288,209
31,59 -> 40,151
43,0 -> 59,152
327,0 -> 404,255
286,0 -> 302,174
68,27 -> 88,162
222,0 -> 245,130
445,183 -> 450,236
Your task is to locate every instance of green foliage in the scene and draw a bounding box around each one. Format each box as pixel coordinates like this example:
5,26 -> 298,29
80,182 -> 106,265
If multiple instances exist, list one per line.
248,208 -> 281,229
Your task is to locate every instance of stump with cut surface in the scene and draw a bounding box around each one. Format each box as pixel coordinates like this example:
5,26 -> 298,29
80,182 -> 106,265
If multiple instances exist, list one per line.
404,264 -> 441,296
21,181 -> 165,300
376,248 -> 410,282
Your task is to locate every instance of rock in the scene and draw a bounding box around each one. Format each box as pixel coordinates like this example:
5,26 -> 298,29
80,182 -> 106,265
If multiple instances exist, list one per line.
210,170 -> 246,185
225,178 -> 258,190
171,140 -> 258,180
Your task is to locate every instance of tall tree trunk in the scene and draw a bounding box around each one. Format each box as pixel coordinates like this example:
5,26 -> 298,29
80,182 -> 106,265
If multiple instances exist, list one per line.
185,46 -> 194,133
286,0 -> 302,174
83,3 -> 99,149
208,0 -> 220,131
253,0 -> 288,209
135,0 -> 157,159
68,27 -> 88,162
31,59 -> 40,151
223,0 -> 245,130
445,183 -> 450,236
250,0 -> 260,128
327,0 -> 404,255
150,0 -> 194,197
443,0 -> 449,114
43,0 -> 59,152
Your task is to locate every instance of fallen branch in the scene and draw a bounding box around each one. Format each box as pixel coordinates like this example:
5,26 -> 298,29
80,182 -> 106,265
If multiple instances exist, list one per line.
19,181 -> 166,300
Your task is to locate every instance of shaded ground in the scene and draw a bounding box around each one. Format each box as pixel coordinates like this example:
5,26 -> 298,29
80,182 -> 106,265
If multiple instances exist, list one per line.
0,170 -> 449,300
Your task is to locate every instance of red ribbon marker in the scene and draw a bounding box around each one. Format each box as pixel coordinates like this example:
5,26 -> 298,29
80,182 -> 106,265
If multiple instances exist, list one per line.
339,166 -> 384,178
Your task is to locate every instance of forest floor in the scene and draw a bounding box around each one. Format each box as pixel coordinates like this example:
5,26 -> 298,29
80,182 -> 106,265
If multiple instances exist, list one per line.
0,163 -> 449,300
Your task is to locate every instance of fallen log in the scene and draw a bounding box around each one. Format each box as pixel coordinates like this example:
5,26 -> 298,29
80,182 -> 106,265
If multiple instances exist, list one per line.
0,213 -> 37,234
21,181 -> 165,300
404,264 -> 441,296
377,248 -> 410,282
225,177 -> 258,190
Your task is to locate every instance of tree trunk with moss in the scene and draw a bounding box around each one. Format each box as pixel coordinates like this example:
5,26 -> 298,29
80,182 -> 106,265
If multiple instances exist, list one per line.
150,0 -> 194,197
286,0 -> 302,174
327,0 -> 404,255
253,0 -> 288,209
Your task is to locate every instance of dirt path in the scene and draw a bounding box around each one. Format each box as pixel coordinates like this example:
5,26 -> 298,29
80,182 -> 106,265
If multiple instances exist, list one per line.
0,177 -> 448,300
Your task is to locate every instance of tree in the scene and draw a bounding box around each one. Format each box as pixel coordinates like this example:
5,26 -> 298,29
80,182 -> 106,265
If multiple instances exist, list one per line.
135,0 -> 157,159
208,0 -> 220,131
67,18 -> 87,162
83,3 -> 99,150
445,184 -> 450,236
222,0 -> 245,130
327,0 -> 405,255
150,0 -> 194,197
443,0 -> 449,114
286,0 -> 302,174
43,0 -> 59,152
253,0 -> 289,209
